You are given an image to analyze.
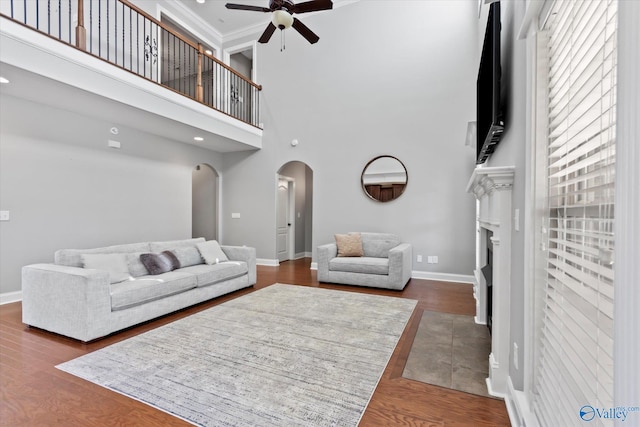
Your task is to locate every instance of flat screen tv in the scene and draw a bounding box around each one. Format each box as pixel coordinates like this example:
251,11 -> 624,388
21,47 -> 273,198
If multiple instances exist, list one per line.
476,1 -> 504,165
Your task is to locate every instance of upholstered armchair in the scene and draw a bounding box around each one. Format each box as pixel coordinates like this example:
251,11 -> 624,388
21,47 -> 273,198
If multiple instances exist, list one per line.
317,232 -> 412,290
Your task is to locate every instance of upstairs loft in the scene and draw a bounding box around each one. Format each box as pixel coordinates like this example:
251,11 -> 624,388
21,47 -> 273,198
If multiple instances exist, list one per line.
0,0 -> 263,152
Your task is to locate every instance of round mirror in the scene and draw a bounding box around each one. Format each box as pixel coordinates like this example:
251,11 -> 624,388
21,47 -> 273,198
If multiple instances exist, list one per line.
361,155 -> 408,202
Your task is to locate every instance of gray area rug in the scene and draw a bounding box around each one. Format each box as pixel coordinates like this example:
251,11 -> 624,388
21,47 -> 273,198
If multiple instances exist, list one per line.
58,284 -> 417,426
402,310 -> 493,398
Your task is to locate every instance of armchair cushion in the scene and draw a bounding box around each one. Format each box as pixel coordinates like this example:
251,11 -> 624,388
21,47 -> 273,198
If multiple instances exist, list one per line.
335,233 -> 364,257
329,257 -> 389,275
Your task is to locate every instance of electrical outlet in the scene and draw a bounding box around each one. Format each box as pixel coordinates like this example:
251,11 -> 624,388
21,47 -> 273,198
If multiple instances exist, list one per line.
0,211 -> 9,221
417,255 -> 423,263
513,342 -> 519,370
231,213 -> 240,219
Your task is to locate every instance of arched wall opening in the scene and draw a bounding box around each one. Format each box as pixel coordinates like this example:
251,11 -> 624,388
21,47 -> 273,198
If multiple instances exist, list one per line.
192,163 -> 219,241
276,161 -> 313,262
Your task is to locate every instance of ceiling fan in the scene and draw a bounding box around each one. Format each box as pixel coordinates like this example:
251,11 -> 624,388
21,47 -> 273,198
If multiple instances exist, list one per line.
225,0 -> 333,45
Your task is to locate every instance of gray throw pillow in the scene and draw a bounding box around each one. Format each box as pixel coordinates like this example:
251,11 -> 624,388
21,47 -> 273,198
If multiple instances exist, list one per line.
196,240 -> 229,265
140,251 -> 180,275
81,253 -> 130,284
171,247 -> 203,268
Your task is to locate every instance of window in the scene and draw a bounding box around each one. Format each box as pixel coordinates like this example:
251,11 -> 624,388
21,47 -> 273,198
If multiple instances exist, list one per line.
533,1 -> 618,426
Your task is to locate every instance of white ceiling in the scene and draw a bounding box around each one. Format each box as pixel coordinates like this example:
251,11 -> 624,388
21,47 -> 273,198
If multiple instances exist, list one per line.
177,0 -> 356,41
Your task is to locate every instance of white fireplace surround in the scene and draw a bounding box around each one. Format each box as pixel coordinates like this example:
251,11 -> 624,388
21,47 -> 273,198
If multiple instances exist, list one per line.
466,166 -> 515,397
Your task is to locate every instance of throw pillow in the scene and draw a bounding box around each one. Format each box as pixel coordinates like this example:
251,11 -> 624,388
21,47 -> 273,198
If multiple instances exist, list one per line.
170,246 -> 204,268
197,240 -> 229,265
335,233 -> 364,257
140,251 -> 180,275
126,252 -> 149,277
81,253 -> 131,284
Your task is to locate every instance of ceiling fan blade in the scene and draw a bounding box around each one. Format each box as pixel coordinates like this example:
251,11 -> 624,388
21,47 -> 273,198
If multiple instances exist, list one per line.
225,3 -> 272,12
258,22 -> 278,43
292,0 -> 333,14
291,18 -> 319,44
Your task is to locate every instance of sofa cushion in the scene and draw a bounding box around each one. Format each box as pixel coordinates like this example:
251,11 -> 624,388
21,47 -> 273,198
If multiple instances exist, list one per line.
110,271 -> 197,311
335,233 -> 364,257
140,251 -> 180,275
81,253 -> 131,284
149,238 -> 205,253
329,257 -> 389,275
197,240 -> 229,265
179,262 -> 248,287
55,242 -> 151,268
360,233 -> 401,258
126,252 -> 149,278
171,247 -> 203,268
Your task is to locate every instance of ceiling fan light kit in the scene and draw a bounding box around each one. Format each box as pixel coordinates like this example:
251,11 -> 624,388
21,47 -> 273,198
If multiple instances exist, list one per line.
272,10 -> 294,29
225,0 -> 333,45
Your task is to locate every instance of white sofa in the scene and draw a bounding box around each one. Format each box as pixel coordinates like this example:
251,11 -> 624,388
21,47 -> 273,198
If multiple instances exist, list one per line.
22,238 -> 256,342
317,232 -> 412,290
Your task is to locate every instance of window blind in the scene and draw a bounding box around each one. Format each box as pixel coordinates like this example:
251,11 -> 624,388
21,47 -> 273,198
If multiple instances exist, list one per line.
534,1 -> 617,426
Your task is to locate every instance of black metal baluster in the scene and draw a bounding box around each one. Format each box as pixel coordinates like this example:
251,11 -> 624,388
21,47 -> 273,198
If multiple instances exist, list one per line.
98,0 -> 101,57
68,0 -> 71,43
129,7 -> 132,71
136,12 -> 139,74
35,0 -> 39,30
114,0 -> 117,63
47,0 -> 50,35
106,0 -> 109,60
58,0 -> 61,39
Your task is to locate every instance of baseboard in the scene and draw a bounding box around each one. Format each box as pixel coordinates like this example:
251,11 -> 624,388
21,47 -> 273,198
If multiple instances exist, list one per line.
505,376 -> 538,427
257,258 -> 279,267
411,271 -> 475,284
0,291 -> 22,305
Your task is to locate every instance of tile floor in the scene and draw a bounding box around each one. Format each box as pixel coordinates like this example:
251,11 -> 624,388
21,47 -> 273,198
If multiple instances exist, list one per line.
402,310 -> 494,398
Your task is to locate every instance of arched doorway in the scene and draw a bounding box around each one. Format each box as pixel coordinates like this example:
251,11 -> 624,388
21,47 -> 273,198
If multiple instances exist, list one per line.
192,164 -> 219,241
276,161 -> 313,263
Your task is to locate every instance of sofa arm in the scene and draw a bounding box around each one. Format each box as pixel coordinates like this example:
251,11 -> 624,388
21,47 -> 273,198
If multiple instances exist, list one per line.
22,263 -> 112,342
317,243 -> 337,282
388,243 -> 412,288
221,246 -> 257,285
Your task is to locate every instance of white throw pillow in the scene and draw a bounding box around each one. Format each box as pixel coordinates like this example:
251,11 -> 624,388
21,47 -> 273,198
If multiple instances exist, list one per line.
82,253 -> 131,284
196,240 -> 229,265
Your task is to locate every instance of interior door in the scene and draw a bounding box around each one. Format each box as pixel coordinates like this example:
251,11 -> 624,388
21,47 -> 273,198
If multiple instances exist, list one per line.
276,178 -> 291,262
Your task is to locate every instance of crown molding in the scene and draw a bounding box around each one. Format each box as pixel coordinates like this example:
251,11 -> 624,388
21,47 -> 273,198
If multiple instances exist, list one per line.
466,166 -> 515,199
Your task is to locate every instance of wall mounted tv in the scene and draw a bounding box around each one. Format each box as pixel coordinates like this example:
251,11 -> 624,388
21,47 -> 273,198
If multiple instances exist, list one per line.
476,1 -> 504,165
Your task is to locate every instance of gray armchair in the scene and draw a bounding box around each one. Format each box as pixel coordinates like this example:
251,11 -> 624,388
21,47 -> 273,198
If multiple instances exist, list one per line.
317,232 -> 412,290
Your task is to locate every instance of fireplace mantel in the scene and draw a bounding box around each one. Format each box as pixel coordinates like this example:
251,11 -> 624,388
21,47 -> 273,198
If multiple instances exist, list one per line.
467,166 -> 515,397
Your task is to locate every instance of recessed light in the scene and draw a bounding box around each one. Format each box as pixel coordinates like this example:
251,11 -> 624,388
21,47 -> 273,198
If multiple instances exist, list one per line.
194,136 -> 204,142
196,0 -> 205,3
0,77 -> 9,84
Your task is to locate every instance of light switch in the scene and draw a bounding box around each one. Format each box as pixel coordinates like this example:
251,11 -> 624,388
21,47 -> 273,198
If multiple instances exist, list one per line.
0,211 -> 9,221
514,208 -> 520,232
231,213 -> 241,219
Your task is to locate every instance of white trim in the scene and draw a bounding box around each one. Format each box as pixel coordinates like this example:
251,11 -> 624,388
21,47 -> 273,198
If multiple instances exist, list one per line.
223,40 -> 258,82
310,262 -> 318,270
257,258 -> 279,267
0,291 -> 22,305
614,1 -> 640,421
293,252 -> 310,260
505,376 -> 539,427
410,271 -> 474,284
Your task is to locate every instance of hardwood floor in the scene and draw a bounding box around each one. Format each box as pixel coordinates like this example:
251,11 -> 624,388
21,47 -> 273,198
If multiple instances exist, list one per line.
0,259 -> 510,426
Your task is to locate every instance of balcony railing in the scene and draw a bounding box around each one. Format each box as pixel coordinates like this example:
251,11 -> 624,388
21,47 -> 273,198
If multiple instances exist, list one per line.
1,0 -> 262,128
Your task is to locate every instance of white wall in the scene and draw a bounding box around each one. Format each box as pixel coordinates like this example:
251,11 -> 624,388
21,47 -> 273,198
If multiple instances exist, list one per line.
0,95 -> 222,295
221,0 -> 479,273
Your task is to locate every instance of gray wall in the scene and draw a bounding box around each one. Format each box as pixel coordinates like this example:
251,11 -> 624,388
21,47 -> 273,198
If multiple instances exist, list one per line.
0,95 -> 222,294
480,0 -> 527,390
221,0 -> 479,273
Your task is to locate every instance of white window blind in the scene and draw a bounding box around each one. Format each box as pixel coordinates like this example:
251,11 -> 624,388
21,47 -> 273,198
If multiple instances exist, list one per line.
534,1 -> 617,426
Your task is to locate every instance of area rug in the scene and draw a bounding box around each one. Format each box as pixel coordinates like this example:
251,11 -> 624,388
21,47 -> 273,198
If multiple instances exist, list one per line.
57,284 -> 417,426
402,310 -> 493,398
